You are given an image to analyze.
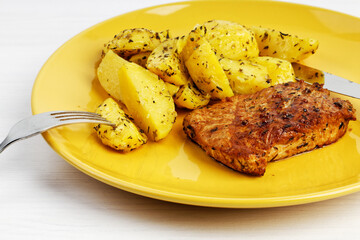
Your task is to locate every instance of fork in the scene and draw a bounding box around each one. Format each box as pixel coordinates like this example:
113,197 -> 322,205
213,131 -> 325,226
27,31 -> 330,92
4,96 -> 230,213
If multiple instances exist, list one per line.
0,111 -> 115,153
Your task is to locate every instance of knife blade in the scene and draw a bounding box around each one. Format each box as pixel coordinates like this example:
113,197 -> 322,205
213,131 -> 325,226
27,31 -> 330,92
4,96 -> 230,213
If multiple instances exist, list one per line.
292,63 -> 360,99
323,72 -> 360,99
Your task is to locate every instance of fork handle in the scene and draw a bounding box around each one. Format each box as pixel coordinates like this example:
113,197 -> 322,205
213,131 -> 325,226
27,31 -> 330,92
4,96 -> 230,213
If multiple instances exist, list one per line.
0,131 -> 41,153
0,136 -> 12,154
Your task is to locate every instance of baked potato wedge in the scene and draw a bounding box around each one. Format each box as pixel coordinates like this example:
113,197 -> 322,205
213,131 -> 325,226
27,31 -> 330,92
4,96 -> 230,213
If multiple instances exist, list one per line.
192,20 -> 259,60
220,57 -> 295,94
184,36 -> 233,99
102,28 -> 171,59
147,38 -> 188,86
292,62 -> 324,84
252,57 -> 295,84
97,50 -> 128,102
248,25 -> 319,62
128,52 -> 151,68
181,30 -> 201,62
164,82 -> 180,97
95,98 -> 147,152
174,81 -> 210,109
219,58 -> 270,95
118,62 -> 177,141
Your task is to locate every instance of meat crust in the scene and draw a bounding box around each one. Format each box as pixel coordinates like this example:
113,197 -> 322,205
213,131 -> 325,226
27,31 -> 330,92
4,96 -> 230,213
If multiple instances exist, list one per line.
183,81 -> 356,176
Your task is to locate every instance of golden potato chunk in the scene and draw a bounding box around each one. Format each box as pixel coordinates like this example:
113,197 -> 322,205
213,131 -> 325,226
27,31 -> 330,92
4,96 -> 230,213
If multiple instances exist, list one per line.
102,28 -> 171,59
292,62 -> 324,84
164,82 -> 180,97
184,36 -> 233,99
181,31 -> 201,63
128,52 -> 151,68
174,81 -> 210,109
191,20 -> 259,60
118,63 -> 177,141
175,35 -> 188,54
252,57 -> 295,84
219,58 -> 270,95
248,26 -> 319,62
220,57 -> 295,94
147,38 -> 188,86
97,50 -> 128,102
95,98 -> 147,152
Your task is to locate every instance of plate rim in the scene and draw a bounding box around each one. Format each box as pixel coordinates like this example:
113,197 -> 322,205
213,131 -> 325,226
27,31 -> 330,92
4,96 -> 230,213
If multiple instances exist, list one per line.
32,0 -> 360,208
41,129 -> 360,208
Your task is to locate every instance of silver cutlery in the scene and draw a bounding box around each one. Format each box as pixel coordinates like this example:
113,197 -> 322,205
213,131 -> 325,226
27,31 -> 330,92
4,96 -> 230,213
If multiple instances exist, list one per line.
0,111 -> 115,153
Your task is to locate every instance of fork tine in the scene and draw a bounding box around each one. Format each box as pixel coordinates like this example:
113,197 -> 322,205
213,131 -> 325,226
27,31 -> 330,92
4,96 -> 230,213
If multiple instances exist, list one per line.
49,111 -> 115,126
55,118 -> 114,125
58,116 -> 108,122
50,110 -> 100,115
50,111 -> 101,117
50,111 -> 106,121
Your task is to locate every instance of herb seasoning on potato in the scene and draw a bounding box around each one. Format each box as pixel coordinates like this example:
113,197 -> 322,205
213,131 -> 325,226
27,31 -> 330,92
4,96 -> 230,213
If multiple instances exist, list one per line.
248,25 -> 319,62
95,98 -> 147,152
102,28 -> 171,59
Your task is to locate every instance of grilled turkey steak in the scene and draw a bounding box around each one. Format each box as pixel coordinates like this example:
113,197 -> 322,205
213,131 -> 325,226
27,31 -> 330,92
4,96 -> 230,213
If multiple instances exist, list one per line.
183,81 -> 356,176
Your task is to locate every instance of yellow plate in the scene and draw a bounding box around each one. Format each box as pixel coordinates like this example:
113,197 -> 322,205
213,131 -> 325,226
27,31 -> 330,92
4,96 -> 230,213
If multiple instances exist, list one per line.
31,0 -> 360,208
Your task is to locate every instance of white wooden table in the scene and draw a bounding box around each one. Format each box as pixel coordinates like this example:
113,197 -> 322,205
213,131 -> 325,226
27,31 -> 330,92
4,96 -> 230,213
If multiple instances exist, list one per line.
0,0 -> 359,239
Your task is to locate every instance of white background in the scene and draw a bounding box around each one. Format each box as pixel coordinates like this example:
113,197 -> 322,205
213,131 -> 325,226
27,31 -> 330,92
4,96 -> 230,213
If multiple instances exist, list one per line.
0,0 -> 359,239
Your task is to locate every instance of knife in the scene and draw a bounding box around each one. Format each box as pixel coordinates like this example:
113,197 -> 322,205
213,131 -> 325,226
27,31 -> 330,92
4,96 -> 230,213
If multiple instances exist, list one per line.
292,63 -> 360,99
323,72 -> 360,99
